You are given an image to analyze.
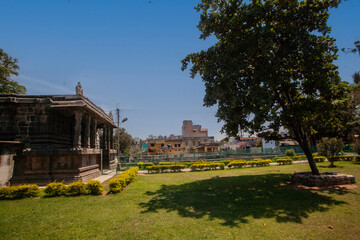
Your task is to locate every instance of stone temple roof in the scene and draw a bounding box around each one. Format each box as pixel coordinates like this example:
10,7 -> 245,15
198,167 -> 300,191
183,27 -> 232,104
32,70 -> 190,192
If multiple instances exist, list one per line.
0,94 -> 116,127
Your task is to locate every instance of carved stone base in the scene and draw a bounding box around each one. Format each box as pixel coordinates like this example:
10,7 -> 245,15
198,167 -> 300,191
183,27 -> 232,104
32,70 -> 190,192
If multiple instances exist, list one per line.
10,148 -> 103,186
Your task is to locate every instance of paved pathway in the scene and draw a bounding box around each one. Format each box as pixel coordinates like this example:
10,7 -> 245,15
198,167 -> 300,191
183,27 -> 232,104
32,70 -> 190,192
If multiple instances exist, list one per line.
93,169 -> 118,183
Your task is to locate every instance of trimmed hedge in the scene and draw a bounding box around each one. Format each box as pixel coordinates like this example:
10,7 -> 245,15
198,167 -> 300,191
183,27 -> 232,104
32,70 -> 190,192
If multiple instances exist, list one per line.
292,155 -> 307,160
66,181 -> 87,196
109,167 -> 139,194
219,160 -> 231,166
147,164 -> 187,173
86,180 -> 104,195
0,184 -> 40,200
314,156 -> 327,162
190,163 -> 225,171
276,158 -> 293,165
227,160 -> 247,168
1,180 -> 104,200
137,162 -> 155,170
227,159 -> 271,168
44,180 -> 103,197
332,155 -> 360,161
158,162 -> 176,165
44,181 -> 67,197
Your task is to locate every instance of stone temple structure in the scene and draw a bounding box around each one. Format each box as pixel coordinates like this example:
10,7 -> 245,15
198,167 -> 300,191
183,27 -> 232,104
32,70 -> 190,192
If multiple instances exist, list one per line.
0,83 -> 117,186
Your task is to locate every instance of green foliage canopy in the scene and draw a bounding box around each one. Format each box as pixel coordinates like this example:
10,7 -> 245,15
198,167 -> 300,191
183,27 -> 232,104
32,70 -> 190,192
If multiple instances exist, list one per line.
0,48 -> 26,94
182,0 -> 347,175
114,127 -> 133,154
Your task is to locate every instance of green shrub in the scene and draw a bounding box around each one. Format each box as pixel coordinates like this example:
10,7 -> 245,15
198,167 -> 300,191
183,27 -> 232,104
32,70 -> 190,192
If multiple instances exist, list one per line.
219,160 -> 231,166
86,180 -> 103,195
109,178 -> 126,193
228,160 -> 247,168
314,156 -> 327,162
137,162 -> 154,170
317,137 -> 344,167
158,162 -> 176,165
251,159 -> 272,166
285,149 -> 295,157
109,167 -> 138,194
169,165 -> 187,172
147,165 -> 160,173
228,159 -> 271,168
146,164 -> 187,173
332,155 -> 360,161
181,161 -> 202,167
190,163 -> 225,171
44,181 -> 67,197
292,155 -> 307,160
66,181 -> 87,196
276,158 -> 293,165
0,184 -> 40,200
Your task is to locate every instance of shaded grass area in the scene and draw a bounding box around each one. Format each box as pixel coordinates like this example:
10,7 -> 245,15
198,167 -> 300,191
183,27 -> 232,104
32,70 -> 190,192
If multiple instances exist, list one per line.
1,162 -> 360,240
140,173 -> 344,226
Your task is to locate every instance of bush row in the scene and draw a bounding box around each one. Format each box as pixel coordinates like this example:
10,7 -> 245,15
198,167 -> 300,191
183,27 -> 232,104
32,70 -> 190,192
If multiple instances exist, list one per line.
0,179 -> 104,200
137,162 -> 155,169
109,167 -> 139,194
277,153 -> 318,161
44,180 -> 104,197
190,163 -> 225,171
275,158 -> 293,165
228,159 -> 272,168
147,164 -> 187,173
314,156 -> 327,162
0,184 -> 40,200
332,155 -> 360,161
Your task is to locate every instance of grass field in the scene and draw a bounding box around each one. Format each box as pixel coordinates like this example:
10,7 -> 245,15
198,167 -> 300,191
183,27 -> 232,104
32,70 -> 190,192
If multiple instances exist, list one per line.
1,161 -> 360,240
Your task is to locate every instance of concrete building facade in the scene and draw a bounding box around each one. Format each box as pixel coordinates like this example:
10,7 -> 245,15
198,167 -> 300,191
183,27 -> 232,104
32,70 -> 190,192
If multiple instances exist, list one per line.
147,120 -> 219,154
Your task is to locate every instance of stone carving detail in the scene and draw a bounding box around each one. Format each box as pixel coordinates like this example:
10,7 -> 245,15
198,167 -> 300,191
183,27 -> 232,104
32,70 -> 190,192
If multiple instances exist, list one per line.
76,82 -> 84,95
109,111 -> 113,120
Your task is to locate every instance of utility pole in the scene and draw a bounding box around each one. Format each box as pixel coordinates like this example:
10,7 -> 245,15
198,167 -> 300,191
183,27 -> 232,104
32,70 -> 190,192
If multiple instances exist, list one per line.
116,108 -> 120,160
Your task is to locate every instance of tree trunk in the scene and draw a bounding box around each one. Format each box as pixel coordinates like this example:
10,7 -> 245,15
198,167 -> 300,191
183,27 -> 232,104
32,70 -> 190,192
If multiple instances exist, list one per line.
300,143 -> 320,175
329,157 -> 335,167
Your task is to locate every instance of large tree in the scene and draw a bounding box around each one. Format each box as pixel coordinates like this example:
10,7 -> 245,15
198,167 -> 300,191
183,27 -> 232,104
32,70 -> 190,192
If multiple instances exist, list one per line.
113,128 -> 133,155
182,0 -> 347,175
0,48 -> 26,94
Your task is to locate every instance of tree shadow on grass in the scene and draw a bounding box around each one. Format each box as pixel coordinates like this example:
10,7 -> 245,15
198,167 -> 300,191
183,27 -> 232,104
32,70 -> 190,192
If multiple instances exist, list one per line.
319,165 -> 344,169
139,174 -> 345,226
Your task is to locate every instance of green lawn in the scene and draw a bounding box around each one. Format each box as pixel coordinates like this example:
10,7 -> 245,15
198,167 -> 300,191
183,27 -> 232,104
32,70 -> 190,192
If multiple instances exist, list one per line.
1,162 -> 360,240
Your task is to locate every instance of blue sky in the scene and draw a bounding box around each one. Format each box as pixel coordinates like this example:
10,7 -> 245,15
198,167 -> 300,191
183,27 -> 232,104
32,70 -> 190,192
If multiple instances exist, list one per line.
1,0 -> 360,140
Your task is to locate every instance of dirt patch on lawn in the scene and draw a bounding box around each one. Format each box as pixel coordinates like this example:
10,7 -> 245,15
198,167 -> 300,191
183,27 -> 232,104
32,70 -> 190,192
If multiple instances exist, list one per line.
102,190 -> 110,196
290,182 -> 357,191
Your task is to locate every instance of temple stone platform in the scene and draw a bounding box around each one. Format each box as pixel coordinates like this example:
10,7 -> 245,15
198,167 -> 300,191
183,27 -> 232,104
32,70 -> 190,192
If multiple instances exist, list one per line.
0,83 -> 118,186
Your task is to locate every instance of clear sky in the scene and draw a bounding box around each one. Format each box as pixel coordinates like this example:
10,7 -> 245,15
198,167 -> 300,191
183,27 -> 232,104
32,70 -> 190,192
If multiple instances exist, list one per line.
1,0 -> 360,141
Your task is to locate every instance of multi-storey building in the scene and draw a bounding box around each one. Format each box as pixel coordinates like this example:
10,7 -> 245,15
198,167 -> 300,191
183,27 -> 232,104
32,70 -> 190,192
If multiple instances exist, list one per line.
147,120 -> 220,154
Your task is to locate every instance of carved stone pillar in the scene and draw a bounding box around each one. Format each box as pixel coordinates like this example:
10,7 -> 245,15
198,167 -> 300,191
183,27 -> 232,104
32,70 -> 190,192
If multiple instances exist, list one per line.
110,128 -> 114,149
106,127 -> 110,150
90,118 -> 97,148
101,127 -> 106,149
84,115 -> 91,148
73,112 -> 82,148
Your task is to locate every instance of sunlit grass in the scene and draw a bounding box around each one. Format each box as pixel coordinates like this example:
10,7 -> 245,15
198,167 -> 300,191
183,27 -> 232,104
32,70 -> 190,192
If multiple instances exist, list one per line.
1,161 -> 360,240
